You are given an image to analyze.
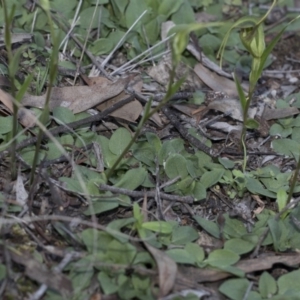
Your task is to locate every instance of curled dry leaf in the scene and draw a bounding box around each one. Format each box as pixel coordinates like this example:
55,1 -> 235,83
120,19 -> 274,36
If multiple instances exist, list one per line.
22,76 -> 130,113
145,243 -> 177,297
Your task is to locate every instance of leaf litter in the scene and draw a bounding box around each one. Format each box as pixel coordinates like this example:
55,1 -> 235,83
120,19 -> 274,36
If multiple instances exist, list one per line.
1,0 -> 300,299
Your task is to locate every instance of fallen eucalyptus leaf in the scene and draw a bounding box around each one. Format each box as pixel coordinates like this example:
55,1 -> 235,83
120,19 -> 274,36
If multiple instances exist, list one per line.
22,76 -> 130,113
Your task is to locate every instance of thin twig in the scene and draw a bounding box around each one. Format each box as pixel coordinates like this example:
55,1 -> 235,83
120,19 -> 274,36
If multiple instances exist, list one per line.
99,184 -> 194,203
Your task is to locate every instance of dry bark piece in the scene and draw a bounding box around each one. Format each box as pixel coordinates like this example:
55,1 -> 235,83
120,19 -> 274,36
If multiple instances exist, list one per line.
22,76 -> 130,113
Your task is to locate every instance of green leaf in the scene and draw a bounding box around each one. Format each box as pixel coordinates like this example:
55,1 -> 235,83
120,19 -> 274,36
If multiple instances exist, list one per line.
272,138 -> 300,158
91,38 -> 114,55
0,264 -> 6,281
71,271 -> 94,295
196,150 -> 212,167
276,189 -> 288,213
268,217 -> 289,252
165,153 -> 188,179
107,239 -> 137,264
192,181 -> 206,201
0,116 -> 13,134
259,272 -> 277,298
200,169 -> 225,189
114,167 -> 147,190
98,272 -> 119,294
292,127 -> 300,141
224,238 -> 255,255
95,135 -> 118,168
81,229 -> 113,253
218,265 -> 245,278
206,249 -> 240,267
270,123 -> 292,138
145,132 -> 162,154
219,278 -> 250,300
9,45 -> 27,78
125,0 -> 148,28
233,71 -> 248,113
277,269 -> 300,295
142,221 -> 172,234
158,0 -> 184,17
79,5 -> 109,29
158,138 -> 185,165
133,202 -> 143,225
52,106 -> 75,124
16,73 -> 33,102
109,128 -> 132,156
165,248 -> 196,265
84,200 -> 119,216
132,143 -> 155,167
245,118 -> 260,129
218,158 -> 235,169
185,243 -> 205,264
110,0 -> 129,20
223,214 -> 247,238
171,0 -> 195,24
171,226 -> 199,245
246,177 -> 277,198
194,216 -> 220,239
59,177 -> 94,194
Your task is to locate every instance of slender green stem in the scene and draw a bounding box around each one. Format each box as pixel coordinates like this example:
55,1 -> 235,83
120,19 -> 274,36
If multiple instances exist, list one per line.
106,69 -> 179,180
2,1 -> 18,179
29,6 -> 58,185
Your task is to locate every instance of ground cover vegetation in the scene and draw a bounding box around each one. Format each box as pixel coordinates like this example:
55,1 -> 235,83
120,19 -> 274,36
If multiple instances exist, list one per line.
0,0 -> 300,299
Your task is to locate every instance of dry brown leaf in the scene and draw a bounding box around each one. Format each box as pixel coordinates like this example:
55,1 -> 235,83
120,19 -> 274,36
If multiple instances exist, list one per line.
263,107 -> 299,120
148,54 -> 203,91
0,88 -> 37,128
95,76 -> 143,122
194,63 -> 246,97
172,104 -> 205,117
8,248 -> 73,297
0,33 -> 32,47
145,243 -> 177,297
21,76 -> 130,113
0,88 -> 13,111
178,253 -> 300,284
207,98 -> 256,122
